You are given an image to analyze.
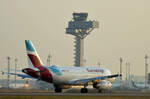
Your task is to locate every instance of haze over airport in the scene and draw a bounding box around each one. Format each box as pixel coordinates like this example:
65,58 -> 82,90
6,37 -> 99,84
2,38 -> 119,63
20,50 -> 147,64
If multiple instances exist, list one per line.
0,0 -> 150,77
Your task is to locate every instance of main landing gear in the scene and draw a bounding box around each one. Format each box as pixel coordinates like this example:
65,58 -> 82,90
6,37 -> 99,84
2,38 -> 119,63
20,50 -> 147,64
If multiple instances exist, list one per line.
80,84 -> 88,93
55,88 -> 62,93
54,85 -> 62,93
81,88 -> 88,93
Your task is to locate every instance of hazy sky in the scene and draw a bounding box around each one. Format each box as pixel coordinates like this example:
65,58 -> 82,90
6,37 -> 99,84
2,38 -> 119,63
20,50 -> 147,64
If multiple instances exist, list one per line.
0,0 -> 150,78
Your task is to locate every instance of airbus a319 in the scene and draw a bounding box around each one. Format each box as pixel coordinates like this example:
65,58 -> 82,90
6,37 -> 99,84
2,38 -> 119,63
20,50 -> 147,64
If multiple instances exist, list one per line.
4,40 -> 121,93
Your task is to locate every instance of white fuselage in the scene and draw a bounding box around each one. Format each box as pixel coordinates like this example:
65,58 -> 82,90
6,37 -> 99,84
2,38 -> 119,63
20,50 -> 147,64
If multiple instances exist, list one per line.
45,66 -> 115,85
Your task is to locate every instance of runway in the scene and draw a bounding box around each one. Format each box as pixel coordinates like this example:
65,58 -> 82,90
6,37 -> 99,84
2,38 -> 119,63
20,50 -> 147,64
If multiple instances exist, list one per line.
0,89 -> 150,99
0,89 -> 150,96
0,92 -> 150,96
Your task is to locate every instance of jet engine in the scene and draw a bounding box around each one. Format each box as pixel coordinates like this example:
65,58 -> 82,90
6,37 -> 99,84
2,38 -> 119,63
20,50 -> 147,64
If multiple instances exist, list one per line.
93,80 -> 112,92
54,84 -> 71,89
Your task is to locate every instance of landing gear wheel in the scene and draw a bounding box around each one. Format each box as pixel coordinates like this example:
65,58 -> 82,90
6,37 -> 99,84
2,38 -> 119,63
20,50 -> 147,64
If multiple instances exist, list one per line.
98,89 -> 102,93
81,88 -> 88,93
55,88 -> 62,93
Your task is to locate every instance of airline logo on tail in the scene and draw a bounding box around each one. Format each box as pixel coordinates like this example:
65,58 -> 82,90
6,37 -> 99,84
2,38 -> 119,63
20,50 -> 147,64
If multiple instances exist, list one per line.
25,40 -> 43,68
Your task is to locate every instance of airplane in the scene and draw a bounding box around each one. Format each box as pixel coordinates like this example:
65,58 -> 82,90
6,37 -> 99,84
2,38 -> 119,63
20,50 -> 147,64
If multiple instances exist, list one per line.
3,40 -> 121,93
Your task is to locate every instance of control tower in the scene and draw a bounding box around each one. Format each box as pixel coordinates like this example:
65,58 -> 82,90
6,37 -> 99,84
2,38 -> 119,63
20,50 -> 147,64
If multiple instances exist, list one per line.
66,13 -> 99,66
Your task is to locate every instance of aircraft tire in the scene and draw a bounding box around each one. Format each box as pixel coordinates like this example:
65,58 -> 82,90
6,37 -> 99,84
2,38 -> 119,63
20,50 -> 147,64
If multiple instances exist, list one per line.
98,89 -> 102,93
55,88 -> 62,93
81,88 -> 88,93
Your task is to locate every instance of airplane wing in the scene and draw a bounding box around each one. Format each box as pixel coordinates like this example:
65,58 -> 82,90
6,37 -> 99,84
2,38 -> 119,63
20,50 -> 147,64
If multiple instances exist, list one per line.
1,71 -> 32,79
67,74 -> 121,85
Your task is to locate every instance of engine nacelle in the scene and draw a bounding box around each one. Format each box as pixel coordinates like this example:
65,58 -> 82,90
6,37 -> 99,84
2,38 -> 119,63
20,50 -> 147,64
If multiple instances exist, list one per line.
93,80 -> 112,90
54,84 -> 71,89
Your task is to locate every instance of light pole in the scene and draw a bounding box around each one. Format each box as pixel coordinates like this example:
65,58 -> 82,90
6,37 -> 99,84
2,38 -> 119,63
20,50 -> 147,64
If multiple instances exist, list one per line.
145,54 -> 148,88
128,62 -> 131,87
84,59 -> 86,66
7,56 -> 10,89
128,63 -> 130,83
120,57 -> 123,89
15,58 -> 18,88
126,62 -> 128,86
47,54 -> 51,66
